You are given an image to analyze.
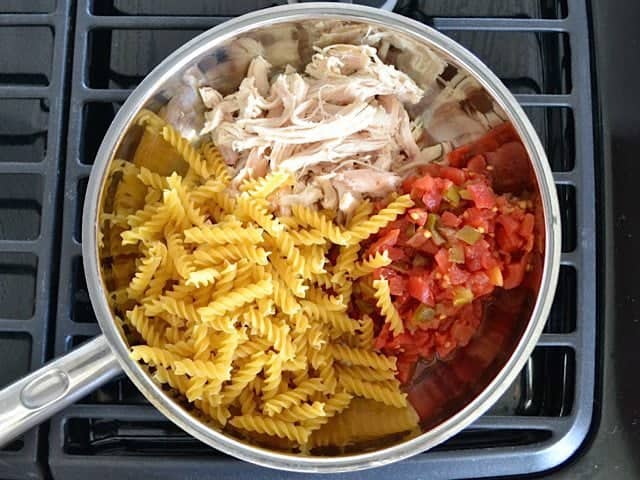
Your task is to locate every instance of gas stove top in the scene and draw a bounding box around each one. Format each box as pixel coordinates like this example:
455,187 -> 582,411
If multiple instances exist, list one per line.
0,1 -> 604,478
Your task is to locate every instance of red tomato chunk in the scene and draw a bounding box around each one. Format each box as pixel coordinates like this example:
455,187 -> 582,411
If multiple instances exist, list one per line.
355,127 -> 537,383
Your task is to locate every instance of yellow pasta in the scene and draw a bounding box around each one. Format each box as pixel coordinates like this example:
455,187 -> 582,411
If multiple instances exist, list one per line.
330,344 -> 397,371
347,194 -> 414,243
239,169 -> 293,198
353,251 -> 392,279
373,278 -> 405,336
104,120 -> 414,450
229,415 -> 311,444
161,124 -> 210,179
201,141 -> 231,185
262,378 -> 324,415
184,225 -> 264,245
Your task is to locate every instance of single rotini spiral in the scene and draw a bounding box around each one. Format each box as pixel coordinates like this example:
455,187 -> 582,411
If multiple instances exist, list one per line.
262,378 -> 324,415
373,278 -> 405,336
357,315 -> 375,350
193,244 -> 270,266
230,415 -> 312,444
239,169 -> 292,198
127,245 -> 163,299
134,108 -> 166,134
120,203 -> 172,245
291,205 -> 348,245
173,358 -> 228,380
271,271 -> 301,315
195,398 -> 232,426
145,296 -> 201,324
318,359 -> 337,394
301,245 -> 327,277
261,352 -> 284,400
185,376 -> 207,402
218,352 -> 267,405
287,228 -> 327,246
236,196 -> 284,236
300,301 -> 356,335
269,231 -> 305,277
126,306 -> 164,348
242,306 -> 290,354
198,279 -> 273,321
269,253 -> 307,297
233,337 -> 271,360
190,324 -> 211,360
165,340 -> 194,358
161,124 -> 210,179
347,199 -> 374,229
347,194 -> 414,243
201,141 -> 231,185
130,345 -> 181,368
126,202 -> 161,228
338,374 -> 407,408
332,243 -> 360,284
186,267 -> 221,288
335,364 -> 396,382
306,288 -> 346,312
166,232 -> 196,279
166,173 -> 206,226
302,392 -> 353,432
353,251 -> 392,279
184,225 -> 264,245
137,166 -> 168,190
189,177 -> 226,203
238,384 -> 258,415
330,344 -> 397,371
274,401 -> 326,422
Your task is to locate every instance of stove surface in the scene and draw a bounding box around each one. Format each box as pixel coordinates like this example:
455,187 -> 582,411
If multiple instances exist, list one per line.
0,0 -> 614,478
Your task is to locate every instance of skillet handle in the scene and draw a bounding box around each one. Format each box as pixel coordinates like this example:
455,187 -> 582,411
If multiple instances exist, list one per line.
0,335 -> 121,448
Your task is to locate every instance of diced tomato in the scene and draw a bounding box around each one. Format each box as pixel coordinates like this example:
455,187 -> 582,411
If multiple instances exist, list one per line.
356,122 -> 538,388
467,181 -> 496,209
407,275 -> 435,306
469,271 -> 493,296
447,122 -> 519,167
439,166 -> 467,185
486,142 -> 531,194
434,249 -> 450,271
367,228 -> 400,256
503,256 -> 528,289
448,264 -> 470,285
441,211 -> 462,228
407,208 -> 428,226
402,175 -> 419,192
467,154 -> 487,173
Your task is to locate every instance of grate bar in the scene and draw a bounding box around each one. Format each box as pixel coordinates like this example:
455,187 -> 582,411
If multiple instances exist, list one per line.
433,17 -> 568,32
472,415 -> 570,432
537,333 -> 578,348
515,94 -> 573,107
83,15 -> 232,29
62,404 -> 165,421
0,85 -> 50,98
553,171 -> 576,184
0,14 -> 54,26
80,87 -> 131,102
0,239 -> 42,252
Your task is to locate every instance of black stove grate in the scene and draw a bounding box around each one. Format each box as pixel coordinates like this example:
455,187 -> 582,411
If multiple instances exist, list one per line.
0,1 -> 71,479
9,0 -> 593,478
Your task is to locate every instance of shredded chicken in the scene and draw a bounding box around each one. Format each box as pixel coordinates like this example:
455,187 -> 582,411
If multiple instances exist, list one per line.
200,44 -> 426,214
160,23 -> 507,217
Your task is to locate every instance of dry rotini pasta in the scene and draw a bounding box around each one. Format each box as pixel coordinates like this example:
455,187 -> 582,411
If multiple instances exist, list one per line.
101,121 -> 415,451
373,278 -> 405,336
